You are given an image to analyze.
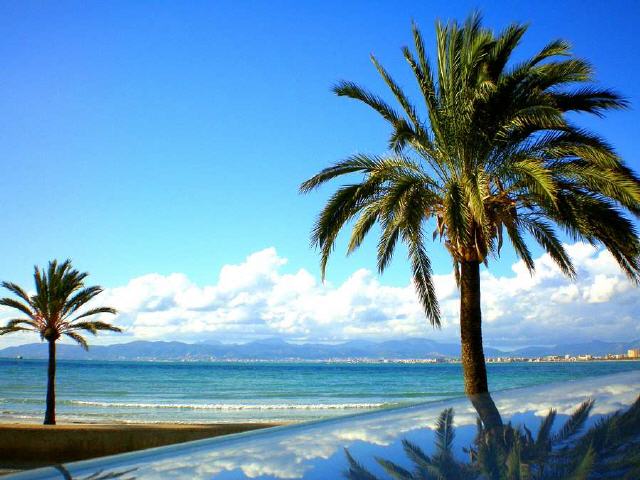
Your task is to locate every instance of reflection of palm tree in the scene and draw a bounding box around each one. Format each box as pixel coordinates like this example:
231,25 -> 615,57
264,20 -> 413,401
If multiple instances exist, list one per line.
471,398 -> 597,479
568,395 -> 640,480
345,395 -> 640,479
345,408 -> 472,479
54,465 -> 137,480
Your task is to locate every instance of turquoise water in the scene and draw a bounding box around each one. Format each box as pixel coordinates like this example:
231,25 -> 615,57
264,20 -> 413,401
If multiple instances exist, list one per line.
1,359 -> 639,423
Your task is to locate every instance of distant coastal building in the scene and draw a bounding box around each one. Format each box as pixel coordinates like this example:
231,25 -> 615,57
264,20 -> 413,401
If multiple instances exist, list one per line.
628,348 -> 640,359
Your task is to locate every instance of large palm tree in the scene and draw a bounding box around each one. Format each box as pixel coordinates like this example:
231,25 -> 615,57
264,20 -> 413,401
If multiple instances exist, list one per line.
0,259 -> 120,424
301,13 -> 640,407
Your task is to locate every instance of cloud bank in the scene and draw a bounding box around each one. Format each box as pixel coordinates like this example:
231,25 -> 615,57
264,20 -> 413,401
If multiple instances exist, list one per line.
1,242 -> 638,348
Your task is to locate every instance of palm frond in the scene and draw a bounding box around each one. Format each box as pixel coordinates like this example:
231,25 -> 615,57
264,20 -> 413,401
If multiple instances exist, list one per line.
333,81 -> 405,127
552,399 -> 594,444
71,307 -> 118,323
566,445 -> 595,480
370,54 -> 423,135
62,286 -> 105,318
404,225 -> 440,327
69,321 -> 121,334
534,408 -> 556,451
300,10 -> 640,359
344,448 -> 379,480
65,331 -> 89,351
300,154 -> 379,193
347,204 -> 380,255
0,259 -> 120,345
0,297 -> 34,318
0,326 -> 33,335
401,439 -> 434,471
1,282 -> 34,307
311,181 -> 381,279
434,408 -> 455,454
2,318 -> 39,330
552,87 -> 628,116
522,219 -> 575,278
377,216 -> 402,274
504,219 -> 535,273
376,458 -> 413,480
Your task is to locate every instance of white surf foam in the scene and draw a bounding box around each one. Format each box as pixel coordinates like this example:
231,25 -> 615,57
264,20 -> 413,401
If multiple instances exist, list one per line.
69,400 -> 389,410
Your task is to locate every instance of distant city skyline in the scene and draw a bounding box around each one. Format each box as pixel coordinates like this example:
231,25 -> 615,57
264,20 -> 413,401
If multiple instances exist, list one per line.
1,1 -> 639,348
2,333 -> 639,361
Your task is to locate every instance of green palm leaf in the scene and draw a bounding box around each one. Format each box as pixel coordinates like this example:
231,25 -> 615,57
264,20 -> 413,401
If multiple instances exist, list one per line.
0,259 -> 120,424
301,10 -> 640,400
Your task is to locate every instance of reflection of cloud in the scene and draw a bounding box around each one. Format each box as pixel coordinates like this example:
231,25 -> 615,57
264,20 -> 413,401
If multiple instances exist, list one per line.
3,241 -> 635,349
59,371 -> 640,480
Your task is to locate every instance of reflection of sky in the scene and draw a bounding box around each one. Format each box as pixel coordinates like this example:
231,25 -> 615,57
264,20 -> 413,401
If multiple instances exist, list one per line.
11,371 -> 640,480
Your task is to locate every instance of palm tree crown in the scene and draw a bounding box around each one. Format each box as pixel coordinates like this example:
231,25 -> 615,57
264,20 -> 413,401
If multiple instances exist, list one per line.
0,259 -> 120,349
301,13 -> 640,326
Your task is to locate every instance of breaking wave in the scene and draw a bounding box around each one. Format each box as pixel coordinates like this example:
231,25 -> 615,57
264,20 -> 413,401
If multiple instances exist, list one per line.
67,400 -> 389,411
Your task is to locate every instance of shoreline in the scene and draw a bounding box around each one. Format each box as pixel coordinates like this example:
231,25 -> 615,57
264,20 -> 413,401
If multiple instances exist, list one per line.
0,417 -> 291,426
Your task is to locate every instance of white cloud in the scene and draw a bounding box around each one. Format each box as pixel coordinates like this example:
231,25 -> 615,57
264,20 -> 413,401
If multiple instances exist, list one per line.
0,243 -> 638,348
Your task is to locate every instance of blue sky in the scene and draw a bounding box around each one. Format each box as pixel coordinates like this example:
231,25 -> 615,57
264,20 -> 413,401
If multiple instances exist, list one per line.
1,1 -> 639,347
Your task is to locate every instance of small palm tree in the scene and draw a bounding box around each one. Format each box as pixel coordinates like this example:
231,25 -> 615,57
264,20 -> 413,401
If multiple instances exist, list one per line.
301,12 -> 640,415
0,259 -> 120,425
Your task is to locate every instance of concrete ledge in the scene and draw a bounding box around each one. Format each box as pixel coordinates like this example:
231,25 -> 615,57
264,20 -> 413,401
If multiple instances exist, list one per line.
0,422 -> 280,471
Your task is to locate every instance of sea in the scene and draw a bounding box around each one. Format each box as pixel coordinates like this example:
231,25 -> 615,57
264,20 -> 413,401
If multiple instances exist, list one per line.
1,359 -> 639,424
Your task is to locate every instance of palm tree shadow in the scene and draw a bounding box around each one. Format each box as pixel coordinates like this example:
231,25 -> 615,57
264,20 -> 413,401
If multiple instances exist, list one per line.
344,392 -> 640,480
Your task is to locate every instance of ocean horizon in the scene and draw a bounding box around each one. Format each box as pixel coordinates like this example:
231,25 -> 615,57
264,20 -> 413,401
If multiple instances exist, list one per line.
2,358 -> 639,424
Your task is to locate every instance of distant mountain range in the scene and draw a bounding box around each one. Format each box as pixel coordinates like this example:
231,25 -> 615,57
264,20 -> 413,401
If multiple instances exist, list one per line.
1,337 -> 639,361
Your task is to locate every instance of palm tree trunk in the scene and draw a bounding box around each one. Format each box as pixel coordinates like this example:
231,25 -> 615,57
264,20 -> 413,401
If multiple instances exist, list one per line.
459,260 -> 488,394
459,260 -> 502,429
44,339 -> 56,425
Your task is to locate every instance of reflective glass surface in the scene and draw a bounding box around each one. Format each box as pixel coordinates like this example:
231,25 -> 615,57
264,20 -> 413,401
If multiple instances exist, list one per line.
7,370 -> 639,479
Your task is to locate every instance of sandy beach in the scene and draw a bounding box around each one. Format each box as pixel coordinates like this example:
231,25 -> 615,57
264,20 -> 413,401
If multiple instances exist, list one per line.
0,422 -> 283,476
